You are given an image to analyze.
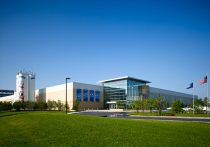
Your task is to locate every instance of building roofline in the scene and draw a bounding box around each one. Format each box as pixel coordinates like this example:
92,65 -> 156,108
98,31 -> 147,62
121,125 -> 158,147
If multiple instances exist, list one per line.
98,76 -> 151,83
150,87 -> 198,98
36,81 -> 102,91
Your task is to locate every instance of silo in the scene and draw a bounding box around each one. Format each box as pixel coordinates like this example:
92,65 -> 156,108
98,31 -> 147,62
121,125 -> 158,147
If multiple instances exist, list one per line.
16,71 -> 36,102
28,73 -> 35,101
16,72 -> 26,102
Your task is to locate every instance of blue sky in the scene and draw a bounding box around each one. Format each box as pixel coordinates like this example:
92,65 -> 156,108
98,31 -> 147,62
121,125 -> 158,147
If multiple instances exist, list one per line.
0,0 -> 210,98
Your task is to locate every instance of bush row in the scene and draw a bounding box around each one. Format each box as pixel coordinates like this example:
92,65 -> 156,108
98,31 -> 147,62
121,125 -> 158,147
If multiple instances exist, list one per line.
0,100 -> 68,111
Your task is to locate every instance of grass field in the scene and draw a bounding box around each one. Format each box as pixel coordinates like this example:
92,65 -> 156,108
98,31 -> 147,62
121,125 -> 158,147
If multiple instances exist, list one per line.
0,111 -> 210,147
130,111 -> 210,117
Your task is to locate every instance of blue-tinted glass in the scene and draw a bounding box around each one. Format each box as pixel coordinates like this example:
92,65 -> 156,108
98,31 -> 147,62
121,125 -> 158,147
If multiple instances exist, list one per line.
83,89 -> 88,101
127,80 -> 145,101
90,90 -> 94,102
77,89 -> 82,101
95,91 -> 100,102
103,79 -> 147,102
103,80 -> 127,101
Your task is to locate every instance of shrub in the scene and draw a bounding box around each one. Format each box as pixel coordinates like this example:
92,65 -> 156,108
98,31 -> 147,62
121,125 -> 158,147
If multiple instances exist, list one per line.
34,101 -> 47,111
24,101 -> 34,110
13,101 -> 24,111
57,100 -> 64,111
172,100 -> 184,113
0,102 -> 12,111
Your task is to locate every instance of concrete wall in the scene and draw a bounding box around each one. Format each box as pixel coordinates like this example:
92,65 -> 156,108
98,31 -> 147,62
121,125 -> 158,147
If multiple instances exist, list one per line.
35,82 -> 104,110
73,82 -> 104,110
35,83 -> 74,109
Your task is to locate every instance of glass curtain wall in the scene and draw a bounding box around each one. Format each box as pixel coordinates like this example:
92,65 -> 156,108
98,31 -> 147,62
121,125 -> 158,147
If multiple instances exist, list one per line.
103,79 -> 146,102
103,80 -> 127,102
127,80 -> 145,101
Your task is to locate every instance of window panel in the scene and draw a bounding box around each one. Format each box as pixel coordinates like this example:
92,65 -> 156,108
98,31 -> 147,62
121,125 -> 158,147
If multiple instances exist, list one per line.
83,89 -> 88,101
90,90 -> 94,102
77,89 -> 82,101
95,91 -> 100,102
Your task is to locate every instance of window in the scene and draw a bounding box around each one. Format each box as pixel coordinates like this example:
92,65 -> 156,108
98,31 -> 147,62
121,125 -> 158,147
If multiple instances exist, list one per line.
76,89 -> 82,101
90,90 -> 94,102
83,89 -> 88,101
95,91 -> 100,102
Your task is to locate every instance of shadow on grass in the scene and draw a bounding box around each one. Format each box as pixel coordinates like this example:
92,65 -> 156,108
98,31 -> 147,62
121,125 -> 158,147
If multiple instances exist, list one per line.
0,112 -> 24,118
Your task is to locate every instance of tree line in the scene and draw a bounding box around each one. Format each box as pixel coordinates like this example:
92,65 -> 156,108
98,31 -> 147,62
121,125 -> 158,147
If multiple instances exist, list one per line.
129,97 -> 167,115
170,97 -> 208,114
128,97 -> 208,114
0,97 -> 208,113
0,100 -> 68,112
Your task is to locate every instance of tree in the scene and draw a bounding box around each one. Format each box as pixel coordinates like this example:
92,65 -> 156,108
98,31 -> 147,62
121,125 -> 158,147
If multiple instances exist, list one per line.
13,101 -> 23,111
47,100 -> 53,110
35,100 -> 47,111
117,101 -> 126,109
24,101 -> 34,110
0,102 -> 12,111
47,100 -> 58,110
132,100 -> 141,112
7,102 -> 13,111
33,102 -> 39,110
0,102 -> 3,111
129,101 -> 135,110
194,98 -> 204,114
172,100 -> 184,113
203,97 -> 208,114
52,101 -> 58,110
22,102 -> 26,110
131,100 -> 146,112
141,99 -> 147,112
144,98 -> 155,113
57,100 -> 64,111
72,100 -> 80,111
204,97 -> 208,106
154,97 -> 166,115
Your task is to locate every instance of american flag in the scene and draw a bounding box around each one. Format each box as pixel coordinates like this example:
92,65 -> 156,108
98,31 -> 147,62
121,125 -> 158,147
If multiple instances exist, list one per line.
199,76 -> 207,85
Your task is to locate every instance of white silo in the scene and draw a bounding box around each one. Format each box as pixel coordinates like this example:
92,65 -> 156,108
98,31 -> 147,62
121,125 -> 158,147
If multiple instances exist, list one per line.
16,71 -> 35,102
28,73 -> 35,101
16,72 -> 26,102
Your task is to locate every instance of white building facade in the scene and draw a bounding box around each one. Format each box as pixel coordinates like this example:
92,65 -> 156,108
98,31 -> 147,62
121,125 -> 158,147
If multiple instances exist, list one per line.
35,82 -> 104,110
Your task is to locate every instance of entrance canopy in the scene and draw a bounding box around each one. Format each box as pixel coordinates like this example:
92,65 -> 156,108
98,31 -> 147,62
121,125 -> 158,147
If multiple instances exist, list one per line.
106,101 -> 117,104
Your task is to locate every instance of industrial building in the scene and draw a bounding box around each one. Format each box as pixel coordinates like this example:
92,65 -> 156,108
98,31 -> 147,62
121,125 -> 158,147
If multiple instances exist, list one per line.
35,76 -> 194,110
99,76 -> 195,109
0,72 -> 195,110
35,82 -> 104,110
0,90 -> 14,97
0,71 -> 35,103
0,89 -> 15,102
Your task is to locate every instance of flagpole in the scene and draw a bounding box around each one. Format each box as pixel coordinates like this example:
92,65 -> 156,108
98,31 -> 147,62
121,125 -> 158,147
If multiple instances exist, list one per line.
207,73 -> 209,114
193,84 -> 194,115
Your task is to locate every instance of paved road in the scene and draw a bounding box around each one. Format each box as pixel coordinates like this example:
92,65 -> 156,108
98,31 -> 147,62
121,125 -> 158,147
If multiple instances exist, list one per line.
77,111 -> 210,123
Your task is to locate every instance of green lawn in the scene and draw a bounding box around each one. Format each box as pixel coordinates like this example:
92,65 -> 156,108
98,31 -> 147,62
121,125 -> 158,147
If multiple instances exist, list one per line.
176,113 -> 210,117
130,111 -> 210,117
0,112 -> 210,147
